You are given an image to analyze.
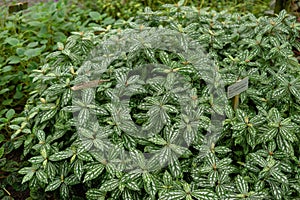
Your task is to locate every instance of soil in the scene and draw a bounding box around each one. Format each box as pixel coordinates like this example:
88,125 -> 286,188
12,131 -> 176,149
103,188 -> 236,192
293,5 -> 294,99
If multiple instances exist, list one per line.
5,185 -> 30,200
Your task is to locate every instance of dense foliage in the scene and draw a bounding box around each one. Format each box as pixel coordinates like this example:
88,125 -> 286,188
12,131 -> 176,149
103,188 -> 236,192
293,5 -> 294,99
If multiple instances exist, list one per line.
80,0 -> 271,18
0,1 -> 122,198
1,0 -> 300,199
6,2 -> 299,200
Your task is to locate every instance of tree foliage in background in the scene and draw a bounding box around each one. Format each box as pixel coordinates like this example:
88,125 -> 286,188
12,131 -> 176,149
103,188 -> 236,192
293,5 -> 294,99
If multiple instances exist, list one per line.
76,0 -> 271,19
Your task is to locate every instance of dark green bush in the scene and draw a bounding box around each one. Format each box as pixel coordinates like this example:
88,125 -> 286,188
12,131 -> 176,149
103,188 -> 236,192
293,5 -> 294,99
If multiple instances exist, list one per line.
13,1 -> 300,198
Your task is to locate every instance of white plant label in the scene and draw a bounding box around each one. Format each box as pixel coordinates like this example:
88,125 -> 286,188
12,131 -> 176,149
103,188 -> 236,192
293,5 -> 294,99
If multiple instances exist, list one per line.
227,77 -> 249,99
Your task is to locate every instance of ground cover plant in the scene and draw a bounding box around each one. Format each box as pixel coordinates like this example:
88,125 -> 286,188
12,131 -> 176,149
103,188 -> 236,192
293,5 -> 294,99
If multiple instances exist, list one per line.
0,1 -> 125,198
80,0 -> 271,18
1,0 -> 300,200
8,1 -> 300,199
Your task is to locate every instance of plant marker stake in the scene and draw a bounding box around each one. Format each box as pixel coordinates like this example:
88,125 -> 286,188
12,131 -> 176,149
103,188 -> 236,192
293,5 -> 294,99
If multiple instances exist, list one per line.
234,78 -> 241,111
227,77 -> 249,110
233,94 -> 239,111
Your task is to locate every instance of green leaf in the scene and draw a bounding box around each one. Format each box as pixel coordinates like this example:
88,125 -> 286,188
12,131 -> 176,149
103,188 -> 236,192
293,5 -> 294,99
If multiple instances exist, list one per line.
89,11 -> 101,20
60,183 -> 69,199
46,161 -> 57,179
225,105 -> 234,119
49,150 -> 73,161
78,152 -> 94,162
0,146 -> 4,159
82,88 -> 95,104
45,179 -> 61,192
159,51 -> 171,66
64,175 -> 79,186
40,109 -> 58,123
269,108 -> 281,121
62,89 -> 72,106
217,158 -> 232,169
62,106 -> 81,113
36,170 -> 48,184
24,48 -> 42,58
7,56 -> 21,64
27,42 -> 39,48
5,37 -> 19,46
22,171 -> 35,184
272,87 -> 286,98
149,135 -> 167,145
86,189 -> 106,200
163,171 -> 173,185
28,155 -> 45,164
236,109 -> 246,122
126,181 -> 140,191
18,167 -> 33,175
235,175 -> 248,194
159,190 -> 186,200
259,127 -> 277,143
208,171 -> 218,186
269,182 -> 282,200
232,122 -> 246,130
0,134 -> 4,143
74,159 -> 84,180
99,179 -> 119,192
271,170 -> 288,184
0,88 -> 10,95
214,146 -> 232,154
291,184 -> 300,195
83,164 -> 104,182
10,117 -> 26,124
250,153 -> 267,167
5,109 -> 15,120
280,126 -> 297,142
36,130 -> 45,142
169,155 -> 182,178
192,189 -> 218,200
143,173 -> 156,196
289,85 -> 300,100
78,108 -> 89,126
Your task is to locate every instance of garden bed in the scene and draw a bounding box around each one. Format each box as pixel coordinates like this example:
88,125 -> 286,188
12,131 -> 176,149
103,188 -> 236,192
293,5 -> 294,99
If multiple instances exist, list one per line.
1,1 -> 300,200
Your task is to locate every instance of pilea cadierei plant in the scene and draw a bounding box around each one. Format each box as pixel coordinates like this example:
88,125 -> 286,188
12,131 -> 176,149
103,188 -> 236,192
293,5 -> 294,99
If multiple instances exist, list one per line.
13,3 -> 300,200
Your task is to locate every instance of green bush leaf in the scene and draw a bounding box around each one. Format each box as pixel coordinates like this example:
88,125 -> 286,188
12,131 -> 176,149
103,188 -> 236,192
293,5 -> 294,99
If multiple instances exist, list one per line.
5,37 -> 19,46
49,150 -> 73,161
86,189 -> 106,200
99,179 -> 119,192
89,11 -> 101,20
192,189 -> 218,200
45,179 -> 61,192
24,48 -> 43,58
83,164 -> 104,182
0,146 -> 4,158
5,109 -> 15,120
36,170 -> 48,184
22,171 -> 35,184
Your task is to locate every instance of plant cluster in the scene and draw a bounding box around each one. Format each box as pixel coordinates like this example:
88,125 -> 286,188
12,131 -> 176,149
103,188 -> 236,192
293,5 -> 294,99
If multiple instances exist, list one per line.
75,0 -> 271,20
12,1 -> 300,199
0,1 -> 124,198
